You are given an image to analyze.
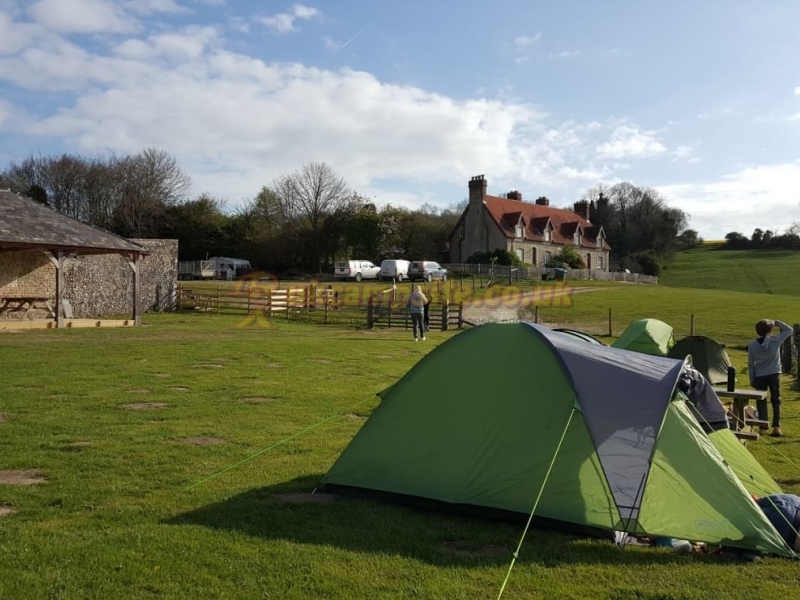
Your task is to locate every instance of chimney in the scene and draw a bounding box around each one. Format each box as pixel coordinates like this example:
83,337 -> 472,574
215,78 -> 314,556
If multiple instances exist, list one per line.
573,200 -> 590,221
506,190 -> 522,201
535,196 -> 550,207
468,174 -> 487,207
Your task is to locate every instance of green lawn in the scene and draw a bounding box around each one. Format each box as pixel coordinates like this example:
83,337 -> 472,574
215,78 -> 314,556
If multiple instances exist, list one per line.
1,301 -> 799,599
661,247 -> 800,296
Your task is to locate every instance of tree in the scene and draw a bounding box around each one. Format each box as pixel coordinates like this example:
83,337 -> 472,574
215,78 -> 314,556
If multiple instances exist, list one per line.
724,232 -> 750,250
265,162 -> 352,271
161,195 -> 228,260
581,182 -> 689,262
676,229 -> 703,249
549,246 -> 586,269
112,148 -> 191,237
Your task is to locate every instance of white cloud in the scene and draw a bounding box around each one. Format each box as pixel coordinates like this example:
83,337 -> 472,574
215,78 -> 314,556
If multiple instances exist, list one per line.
228,16 -> 249,34
0,12 -> 688,212
514,56 -> 529,65
28,0 -> 135,34
789,112 -> 800,122
514,34 -> 540,48
596,125 -> 666,159
122,0 -> 188,15
794,86 -> 800,96
549,50 -> 579,59
257,4 -> 320,33
658,162 -> 800,238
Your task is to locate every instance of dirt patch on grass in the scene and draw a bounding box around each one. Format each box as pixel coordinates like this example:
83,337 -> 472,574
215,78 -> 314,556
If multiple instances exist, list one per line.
169,387 -> 190,392
178,437 -> 226,445
127,389 -> 151,394
0,413 -> 8,422
212,357 -> 232,362
240,397 -> 280,404
0,470 -> 46,486
275,492 -> 336,504
153,373 -> 172,378
0,505 -> 15,517
344,413 -> 367,420
374,355 -> 394,359
439,542 -> 508,559
121,402 -> 169,410
193,364 -> 224,369
309,358 -> 333,364
266,363 -> 285,368
61,441 -> 92,452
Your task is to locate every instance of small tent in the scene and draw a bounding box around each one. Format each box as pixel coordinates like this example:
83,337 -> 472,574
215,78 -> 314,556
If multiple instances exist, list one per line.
611,318 -> 675,356
668,335 -> 733,385
320,323 -> 792,556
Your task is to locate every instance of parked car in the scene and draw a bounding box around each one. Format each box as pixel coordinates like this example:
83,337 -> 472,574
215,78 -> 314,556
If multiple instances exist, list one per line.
379,259 -> 411,281
408,261 -> 448,282
334,260 -> 381,282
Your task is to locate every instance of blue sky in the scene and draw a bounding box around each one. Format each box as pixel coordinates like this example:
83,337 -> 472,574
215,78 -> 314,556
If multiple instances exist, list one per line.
1,0 -> 799,239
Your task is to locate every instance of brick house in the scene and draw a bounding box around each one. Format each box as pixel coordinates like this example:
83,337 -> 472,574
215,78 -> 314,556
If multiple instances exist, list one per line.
448,175 -> 611,270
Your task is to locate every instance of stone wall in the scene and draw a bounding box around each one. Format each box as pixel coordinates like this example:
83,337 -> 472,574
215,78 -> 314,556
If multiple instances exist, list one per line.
0,239 -> 178,320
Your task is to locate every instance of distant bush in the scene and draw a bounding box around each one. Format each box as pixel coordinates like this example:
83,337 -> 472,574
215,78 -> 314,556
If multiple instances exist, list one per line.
549,246 -> 585,269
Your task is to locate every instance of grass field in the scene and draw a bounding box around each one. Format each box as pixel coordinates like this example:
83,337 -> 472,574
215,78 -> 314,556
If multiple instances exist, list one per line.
660,246 -> 800,296
1,284 -> 800,599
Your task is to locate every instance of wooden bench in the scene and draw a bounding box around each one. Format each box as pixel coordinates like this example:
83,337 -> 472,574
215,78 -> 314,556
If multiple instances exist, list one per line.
0,297 -> 55,320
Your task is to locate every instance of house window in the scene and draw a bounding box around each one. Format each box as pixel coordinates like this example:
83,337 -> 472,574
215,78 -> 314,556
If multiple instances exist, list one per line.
544,230 -> 551,242
598,256 -> 604,269
515,248 -> 524,262
544,251 -> 552,265
459,224 -> 465,239
573,233 -> 580,245
515,225 -> 523,238
596,235 -> 602,249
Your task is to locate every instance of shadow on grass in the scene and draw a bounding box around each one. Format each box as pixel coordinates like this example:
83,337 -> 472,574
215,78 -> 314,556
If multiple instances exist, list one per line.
167,475 -> 710,568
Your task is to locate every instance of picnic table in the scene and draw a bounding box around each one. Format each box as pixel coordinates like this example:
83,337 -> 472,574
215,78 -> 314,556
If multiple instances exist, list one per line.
0,297 -> 56,320
713,387 -> 769,440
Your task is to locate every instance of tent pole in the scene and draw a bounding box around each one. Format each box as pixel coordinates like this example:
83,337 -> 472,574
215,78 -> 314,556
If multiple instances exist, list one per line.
497,408 -> 576,600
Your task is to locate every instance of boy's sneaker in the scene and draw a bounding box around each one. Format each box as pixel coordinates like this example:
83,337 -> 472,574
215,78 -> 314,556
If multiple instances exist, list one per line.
422,336 -> 426,341
770,427 -> 782,437
414,338 -> 418,342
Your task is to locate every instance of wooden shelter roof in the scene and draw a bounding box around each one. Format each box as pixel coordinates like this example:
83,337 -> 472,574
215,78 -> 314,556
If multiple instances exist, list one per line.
0,189 -> 146,255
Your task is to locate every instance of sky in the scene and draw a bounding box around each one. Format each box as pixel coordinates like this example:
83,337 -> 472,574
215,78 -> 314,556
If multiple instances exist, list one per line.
0,0 -> 799,240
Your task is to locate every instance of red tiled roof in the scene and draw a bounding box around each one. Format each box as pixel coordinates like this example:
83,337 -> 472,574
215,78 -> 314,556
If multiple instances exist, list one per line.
483,195 -> 610,250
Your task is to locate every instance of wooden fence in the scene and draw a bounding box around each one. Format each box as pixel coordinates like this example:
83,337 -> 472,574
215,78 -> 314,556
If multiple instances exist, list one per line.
176,283 -> 466,329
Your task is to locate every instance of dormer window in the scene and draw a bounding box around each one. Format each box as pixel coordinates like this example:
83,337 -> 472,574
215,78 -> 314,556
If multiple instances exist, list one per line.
574,232 -> 581,245
515,225 -> 524,238
596,235 -> 602,249
544,229 -> 551,242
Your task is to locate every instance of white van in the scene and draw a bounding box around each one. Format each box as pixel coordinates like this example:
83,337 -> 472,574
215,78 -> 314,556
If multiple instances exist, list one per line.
334,260 -> 380,281
380,259 -> 411,281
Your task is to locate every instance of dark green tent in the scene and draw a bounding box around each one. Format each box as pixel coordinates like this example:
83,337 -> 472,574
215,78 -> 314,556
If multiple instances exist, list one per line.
320,323 -> 791,556
668,335 -> 733,385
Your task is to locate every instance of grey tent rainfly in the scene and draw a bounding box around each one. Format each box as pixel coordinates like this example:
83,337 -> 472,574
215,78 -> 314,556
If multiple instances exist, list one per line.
320,323 -> 796,558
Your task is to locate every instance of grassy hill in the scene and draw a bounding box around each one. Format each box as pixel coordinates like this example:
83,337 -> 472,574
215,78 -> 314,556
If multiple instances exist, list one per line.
660,246 -> 800,295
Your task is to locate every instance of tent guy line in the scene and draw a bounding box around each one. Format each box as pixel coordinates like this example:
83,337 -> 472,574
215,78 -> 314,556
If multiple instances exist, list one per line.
185,392 -> 380,491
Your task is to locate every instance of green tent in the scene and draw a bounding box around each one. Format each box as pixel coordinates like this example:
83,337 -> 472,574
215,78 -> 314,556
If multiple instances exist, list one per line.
668,335 -> 733,385
320,324 -> 793,556
612,318 -> 675,356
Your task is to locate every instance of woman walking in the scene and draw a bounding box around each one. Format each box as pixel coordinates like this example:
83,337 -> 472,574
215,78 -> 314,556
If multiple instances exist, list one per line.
407,285 -> 428,342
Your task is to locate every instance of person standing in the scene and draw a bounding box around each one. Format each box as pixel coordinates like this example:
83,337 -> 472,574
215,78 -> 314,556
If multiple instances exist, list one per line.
748,319 -> 792,437
407,285 -> 428,342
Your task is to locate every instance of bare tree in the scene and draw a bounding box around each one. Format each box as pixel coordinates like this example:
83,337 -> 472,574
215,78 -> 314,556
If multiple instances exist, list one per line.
267,162 -> 352,270
112,148 -> 192,237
